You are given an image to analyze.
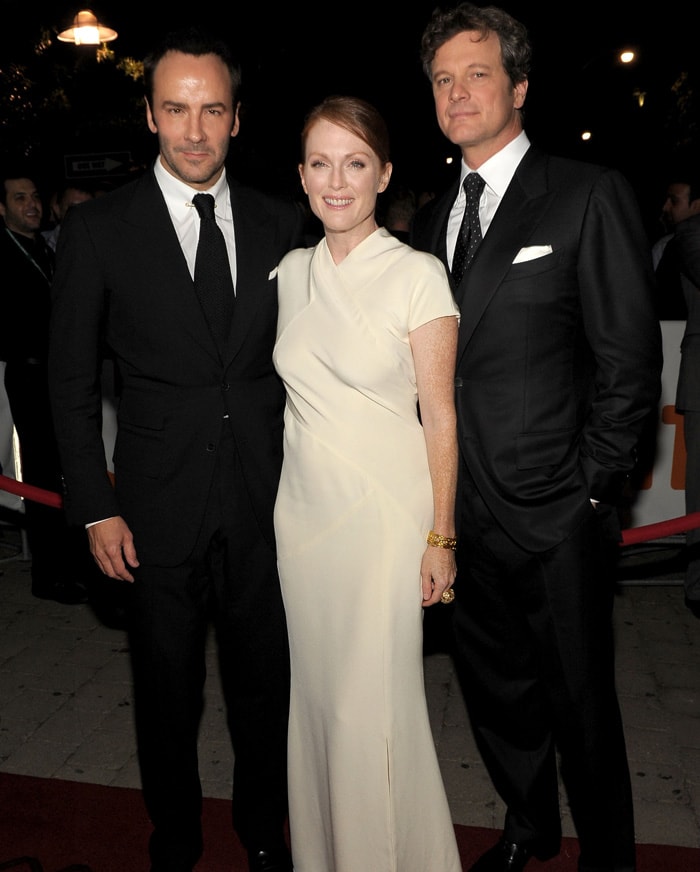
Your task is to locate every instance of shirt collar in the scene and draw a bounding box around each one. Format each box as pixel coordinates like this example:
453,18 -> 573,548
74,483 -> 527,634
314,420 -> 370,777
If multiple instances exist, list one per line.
153,157 -> 230,220
459,131 -> 530,199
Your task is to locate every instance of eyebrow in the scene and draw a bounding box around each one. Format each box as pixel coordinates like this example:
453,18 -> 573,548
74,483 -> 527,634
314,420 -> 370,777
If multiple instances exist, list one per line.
160,99 -> 229,110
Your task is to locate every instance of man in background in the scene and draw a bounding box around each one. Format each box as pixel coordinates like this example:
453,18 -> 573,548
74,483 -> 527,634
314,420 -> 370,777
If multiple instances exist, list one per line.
0,166 -> 93,604
42,181 -> 94,251
674,204 -> 700,618
382,182 -> 417,243
653,171 -> 700,319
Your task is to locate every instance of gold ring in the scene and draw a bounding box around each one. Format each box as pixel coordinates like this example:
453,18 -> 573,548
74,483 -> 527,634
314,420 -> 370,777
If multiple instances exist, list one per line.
440,588 -> 455,604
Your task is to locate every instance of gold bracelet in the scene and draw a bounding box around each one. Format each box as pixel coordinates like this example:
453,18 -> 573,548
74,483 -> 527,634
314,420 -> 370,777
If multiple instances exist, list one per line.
427,530 -> 457,551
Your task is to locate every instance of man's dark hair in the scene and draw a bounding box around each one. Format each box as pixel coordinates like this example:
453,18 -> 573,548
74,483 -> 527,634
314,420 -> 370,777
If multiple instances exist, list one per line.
143,25 -> 242,108
669,163 -> 700,204
0,162 -> 39,206
420,2 -> 531,88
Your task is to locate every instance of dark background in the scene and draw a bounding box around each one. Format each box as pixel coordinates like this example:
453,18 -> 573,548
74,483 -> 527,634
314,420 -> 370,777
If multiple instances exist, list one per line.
1,1 -> 698,239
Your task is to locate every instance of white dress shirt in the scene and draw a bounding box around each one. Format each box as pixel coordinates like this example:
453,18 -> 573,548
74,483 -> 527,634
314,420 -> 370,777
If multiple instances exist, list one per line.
447,131 -> 531,268
153,157 -> 237,291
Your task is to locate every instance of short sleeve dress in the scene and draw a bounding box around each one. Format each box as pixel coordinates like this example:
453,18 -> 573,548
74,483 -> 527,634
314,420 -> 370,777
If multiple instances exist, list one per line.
273,227 -> 462,872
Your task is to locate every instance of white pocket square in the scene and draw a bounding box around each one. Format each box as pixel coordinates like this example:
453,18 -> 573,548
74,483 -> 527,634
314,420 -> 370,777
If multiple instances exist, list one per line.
512,245 -> 553,263
268,267 -> 278,280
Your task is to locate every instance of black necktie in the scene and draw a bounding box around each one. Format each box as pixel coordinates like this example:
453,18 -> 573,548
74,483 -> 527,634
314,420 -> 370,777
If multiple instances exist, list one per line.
451,173 -> 485,284
192,193 -> 235,348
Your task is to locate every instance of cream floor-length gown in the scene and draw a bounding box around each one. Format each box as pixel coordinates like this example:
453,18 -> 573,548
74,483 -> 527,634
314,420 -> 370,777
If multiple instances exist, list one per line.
273,228 -> 462,872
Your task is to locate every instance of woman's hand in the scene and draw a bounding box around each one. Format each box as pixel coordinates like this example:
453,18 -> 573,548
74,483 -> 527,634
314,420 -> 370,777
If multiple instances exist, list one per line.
420,544 -> 456,607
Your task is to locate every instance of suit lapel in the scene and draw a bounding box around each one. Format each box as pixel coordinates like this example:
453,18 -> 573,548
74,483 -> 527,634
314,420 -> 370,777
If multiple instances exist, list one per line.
223,182 -> 277,366
456,148 -> 555,361
122,172 -> 220,361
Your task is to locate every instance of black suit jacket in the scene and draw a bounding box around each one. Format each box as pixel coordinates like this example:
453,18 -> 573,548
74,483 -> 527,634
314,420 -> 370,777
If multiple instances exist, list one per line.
411,145 -> 662,551
48,168 -> 305,565
0,226 -> 54,362
675,213 -> 700,412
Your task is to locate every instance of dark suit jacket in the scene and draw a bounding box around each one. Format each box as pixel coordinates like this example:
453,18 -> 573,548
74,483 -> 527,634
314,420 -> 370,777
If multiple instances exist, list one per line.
675,213 -> 700,412
0,226 -> 54,362
654,235 -> 688,320
411,144 -> 662,551
48,168 -> 305,566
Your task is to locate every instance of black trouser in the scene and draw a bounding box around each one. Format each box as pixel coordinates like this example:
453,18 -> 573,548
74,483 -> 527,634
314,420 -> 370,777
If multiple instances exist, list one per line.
682,409 -> 700,601
4,359 -> 93,586
126,425 -> 291,870
452,470 -> 636,872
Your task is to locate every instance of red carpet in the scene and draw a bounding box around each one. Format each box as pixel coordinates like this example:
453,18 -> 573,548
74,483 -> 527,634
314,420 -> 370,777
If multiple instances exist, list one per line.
1,772 -> 697,871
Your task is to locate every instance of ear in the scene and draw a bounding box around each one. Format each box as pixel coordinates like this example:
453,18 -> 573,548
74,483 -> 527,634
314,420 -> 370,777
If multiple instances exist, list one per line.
145,98 -> 157,134
514,78 -> 528,110
378,162 -> 393,194
230,103 -> 241,139
298,164 -> 308,195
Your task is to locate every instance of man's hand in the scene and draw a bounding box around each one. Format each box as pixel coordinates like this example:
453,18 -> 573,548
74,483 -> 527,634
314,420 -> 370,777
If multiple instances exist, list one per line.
87,516 -> 139,581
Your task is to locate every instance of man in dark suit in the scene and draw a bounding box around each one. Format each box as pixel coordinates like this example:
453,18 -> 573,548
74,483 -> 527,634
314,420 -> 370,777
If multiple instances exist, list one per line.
48,27 -> 305,872
0,167 -> 93,604
675,211 -> 700,617
653,172 -> 700,319
411,5 -> 662,872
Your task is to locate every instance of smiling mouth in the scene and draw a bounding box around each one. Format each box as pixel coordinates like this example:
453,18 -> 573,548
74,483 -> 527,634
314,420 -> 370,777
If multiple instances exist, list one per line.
324,197 -> 353,207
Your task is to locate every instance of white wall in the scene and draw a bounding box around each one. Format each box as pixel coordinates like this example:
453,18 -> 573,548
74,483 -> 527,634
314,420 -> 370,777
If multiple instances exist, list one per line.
627,320 -> 687,529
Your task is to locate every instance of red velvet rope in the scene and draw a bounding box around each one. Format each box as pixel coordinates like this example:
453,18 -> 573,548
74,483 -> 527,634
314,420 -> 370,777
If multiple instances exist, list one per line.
0,473 -> 63,510
2,472 -> 699,545
619,511 -> 700,545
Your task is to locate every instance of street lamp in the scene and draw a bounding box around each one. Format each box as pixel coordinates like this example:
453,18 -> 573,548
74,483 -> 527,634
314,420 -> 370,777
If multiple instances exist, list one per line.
57,9 -> 118,45
577,46 -> 644,145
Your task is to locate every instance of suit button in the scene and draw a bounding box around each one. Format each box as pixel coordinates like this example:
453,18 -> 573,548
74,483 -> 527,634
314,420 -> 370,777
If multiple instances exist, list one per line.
454,377 -> 463,388
222,382 -> 230,391
206,443 -> 216,452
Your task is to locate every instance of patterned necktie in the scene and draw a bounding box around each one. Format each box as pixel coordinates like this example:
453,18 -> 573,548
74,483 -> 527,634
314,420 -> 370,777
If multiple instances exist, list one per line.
192,193 -> 235,348
451,173 -> 485,285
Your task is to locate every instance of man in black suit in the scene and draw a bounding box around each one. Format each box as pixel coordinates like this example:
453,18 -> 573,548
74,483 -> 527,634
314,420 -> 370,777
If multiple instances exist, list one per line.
48,27 -> 305,872
652,172 -> 700,319
0,167 -> 92,604
675,210 -> 700,617
411,5 -> 662,871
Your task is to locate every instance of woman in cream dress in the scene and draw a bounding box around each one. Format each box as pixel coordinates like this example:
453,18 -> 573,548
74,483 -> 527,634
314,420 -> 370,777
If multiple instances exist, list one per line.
273,96 -> 462,872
